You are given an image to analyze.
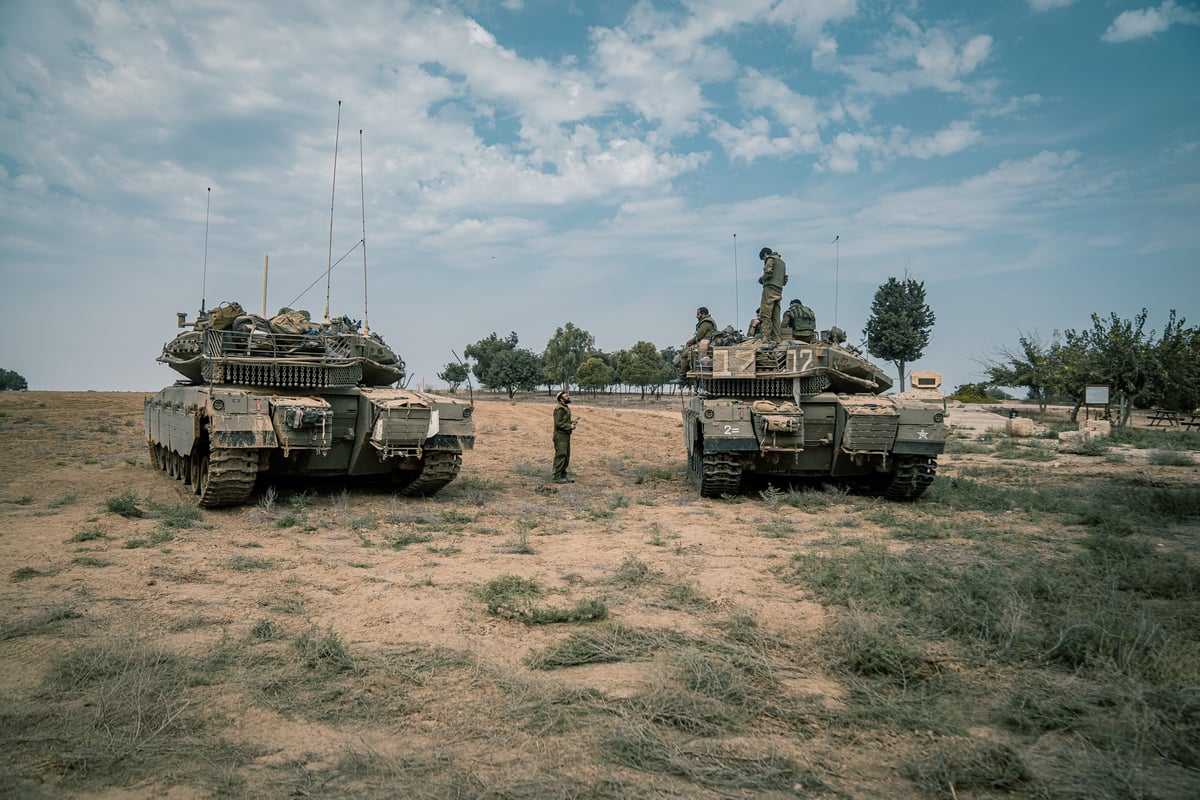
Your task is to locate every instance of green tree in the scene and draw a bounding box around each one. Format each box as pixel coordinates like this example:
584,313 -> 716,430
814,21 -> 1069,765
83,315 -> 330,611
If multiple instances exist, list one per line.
616,341 -> 671,399
1145,310 -> 1200,414
484,348 -> 543,398
1072,310 -> 1154,427
437,362 -> 469,393
0,369 -> 29,390
463,332 -> 518,387
575,356 -> 614,395
542,323 -> 596,390
984,331 -> 1060,413
863,276 -> 936,389
659,345 -> 681,382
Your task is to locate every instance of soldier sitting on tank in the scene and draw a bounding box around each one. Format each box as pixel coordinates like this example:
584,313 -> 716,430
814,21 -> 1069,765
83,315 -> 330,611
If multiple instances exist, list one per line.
781,299 -> 817,342
747,314 -> 762,339
680,306 -> 717,373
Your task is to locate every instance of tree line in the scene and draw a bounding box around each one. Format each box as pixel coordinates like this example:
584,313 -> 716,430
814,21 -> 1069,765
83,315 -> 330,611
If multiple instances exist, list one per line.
981,309 -> 1199,425
438,275 -> 940,399
0,369 -> 28,391
439,324 -> 680,399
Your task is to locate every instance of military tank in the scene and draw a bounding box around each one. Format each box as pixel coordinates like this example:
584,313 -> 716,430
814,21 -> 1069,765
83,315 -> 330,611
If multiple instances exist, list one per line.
680,328 -> 945,500
145,303 -> 475,507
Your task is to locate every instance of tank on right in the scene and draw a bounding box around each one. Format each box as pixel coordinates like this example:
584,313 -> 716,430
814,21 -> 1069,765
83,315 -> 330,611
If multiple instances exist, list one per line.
680,326 -> 946,500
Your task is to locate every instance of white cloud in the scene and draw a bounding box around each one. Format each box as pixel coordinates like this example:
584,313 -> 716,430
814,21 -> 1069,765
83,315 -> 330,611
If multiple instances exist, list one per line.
1102,1 -> 1200,42
834,16 -> 994,97
1026,0 -> 1076,12
856,150 -> 1083,233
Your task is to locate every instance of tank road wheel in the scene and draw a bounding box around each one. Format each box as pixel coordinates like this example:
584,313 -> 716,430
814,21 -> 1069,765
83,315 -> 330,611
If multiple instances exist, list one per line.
691,451 -> 743,498
197,448 -> 259,508
881,456 -> 938,501
182,453 -> 193,486
148,443 -> 159,470
189,453 -> 205,494
398,449 -> 463,498
192,453 -> 209,497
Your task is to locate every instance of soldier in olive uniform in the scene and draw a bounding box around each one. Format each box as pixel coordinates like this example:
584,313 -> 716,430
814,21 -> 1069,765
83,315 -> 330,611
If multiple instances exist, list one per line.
680,306 -> 716,373
552,390 -> 576,483
757,246 -> 788,344
781,298 -> 817,342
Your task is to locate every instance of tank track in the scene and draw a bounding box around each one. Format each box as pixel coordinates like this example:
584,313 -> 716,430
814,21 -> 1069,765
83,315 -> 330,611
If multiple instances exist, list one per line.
881,456 -> 937,501
148,443 -> 258,508
691,451 -> 743,497
398,449 -> 463,497
198,448 -> 260,507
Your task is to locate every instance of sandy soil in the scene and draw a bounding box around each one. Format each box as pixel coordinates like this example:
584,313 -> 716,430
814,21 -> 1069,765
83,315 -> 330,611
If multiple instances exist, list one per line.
1,391 -> 1196,799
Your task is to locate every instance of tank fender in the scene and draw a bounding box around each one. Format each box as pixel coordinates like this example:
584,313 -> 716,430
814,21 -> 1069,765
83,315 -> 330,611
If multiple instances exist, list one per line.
892,403 -> 946,455
144,397 -> 201,456
426,395 -> 475,449
697,399 -> 760,452
209,393 -> 278,449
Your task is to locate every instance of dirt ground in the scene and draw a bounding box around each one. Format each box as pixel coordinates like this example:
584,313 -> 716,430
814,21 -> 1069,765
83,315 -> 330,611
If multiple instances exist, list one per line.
1,391 -> 1196,799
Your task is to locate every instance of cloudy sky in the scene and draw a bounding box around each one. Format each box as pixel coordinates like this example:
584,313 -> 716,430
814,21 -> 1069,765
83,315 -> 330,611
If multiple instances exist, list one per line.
1,0 -> 1197,393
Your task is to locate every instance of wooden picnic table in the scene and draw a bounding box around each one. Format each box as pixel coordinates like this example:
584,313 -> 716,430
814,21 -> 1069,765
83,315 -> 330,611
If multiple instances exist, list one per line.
1147,409 -> 1180,428
1182,413 -> 1200,431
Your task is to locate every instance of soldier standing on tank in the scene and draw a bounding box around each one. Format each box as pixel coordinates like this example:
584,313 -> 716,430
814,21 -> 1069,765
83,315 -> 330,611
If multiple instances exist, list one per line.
757,246 -> 787,344
781,298 -> 816,342
552,390 -> 577,484
680,306 -> 716,373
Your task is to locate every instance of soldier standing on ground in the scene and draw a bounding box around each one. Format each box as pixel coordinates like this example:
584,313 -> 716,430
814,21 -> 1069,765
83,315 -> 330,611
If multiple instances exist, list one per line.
757,246 -> 788,344
781,298 -> 816,342
552,390 -> 576,484
681,306 -> 716,373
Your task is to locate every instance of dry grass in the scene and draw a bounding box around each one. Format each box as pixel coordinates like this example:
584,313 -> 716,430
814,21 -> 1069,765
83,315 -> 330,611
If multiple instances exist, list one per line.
0,392 -> 1197,798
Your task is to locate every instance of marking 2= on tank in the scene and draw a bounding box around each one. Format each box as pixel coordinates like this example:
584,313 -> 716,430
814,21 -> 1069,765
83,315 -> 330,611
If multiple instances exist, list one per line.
680,330 -> 945,500
145,307 -> 475,507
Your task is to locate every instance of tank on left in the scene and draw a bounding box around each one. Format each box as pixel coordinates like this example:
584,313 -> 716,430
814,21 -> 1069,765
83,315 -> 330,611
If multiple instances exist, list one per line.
144,303 -> 475,507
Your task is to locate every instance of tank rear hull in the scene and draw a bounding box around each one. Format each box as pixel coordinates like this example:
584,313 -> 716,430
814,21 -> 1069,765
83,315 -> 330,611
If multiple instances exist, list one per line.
145,384 -> 474,507
682,391 -> 945,500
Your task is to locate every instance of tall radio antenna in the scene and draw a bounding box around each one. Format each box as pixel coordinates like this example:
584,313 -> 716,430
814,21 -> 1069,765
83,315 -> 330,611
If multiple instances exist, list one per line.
358,128 -> 370,334
832,234 -> 840,328
732,233 -> 740,331
201,187 -> 211,314
324,100 -> 342,324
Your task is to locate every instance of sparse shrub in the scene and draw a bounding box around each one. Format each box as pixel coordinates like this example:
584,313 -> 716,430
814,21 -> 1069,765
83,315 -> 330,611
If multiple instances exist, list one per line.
386,530 -> 434,549
256,486 -> 278,514
152,500 -> 202,530
226,555 -> 273,571
1149,449 -> 1195,466
66,525 -> 109,543
105,490 -> 144,518
758,483 -> 784,510
292,625 -> 354,672
907,738 -> 1032,798
251,619 -> 285,640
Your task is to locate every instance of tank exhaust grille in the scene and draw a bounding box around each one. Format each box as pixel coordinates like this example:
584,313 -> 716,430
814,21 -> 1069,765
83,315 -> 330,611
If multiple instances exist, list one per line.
203,361 -> 362,387
701,375 -> 830,398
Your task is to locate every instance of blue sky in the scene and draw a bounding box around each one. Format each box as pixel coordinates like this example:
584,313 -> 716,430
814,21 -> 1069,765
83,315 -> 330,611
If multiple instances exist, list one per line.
1,0 -> 1197,393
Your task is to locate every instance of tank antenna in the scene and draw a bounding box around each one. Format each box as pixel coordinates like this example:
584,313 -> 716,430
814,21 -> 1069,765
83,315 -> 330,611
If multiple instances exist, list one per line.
324,100 -> 342,324
201,187 -> 211,314
358,128 -> 369,335
732,233 -> 740,331
831,234 -> 840,329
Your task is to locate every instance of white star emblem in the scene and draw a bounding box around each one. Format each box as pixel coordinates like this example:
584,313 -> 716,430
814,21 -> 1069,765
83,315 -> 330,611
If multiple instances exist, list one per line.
918,429 -> 929,439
